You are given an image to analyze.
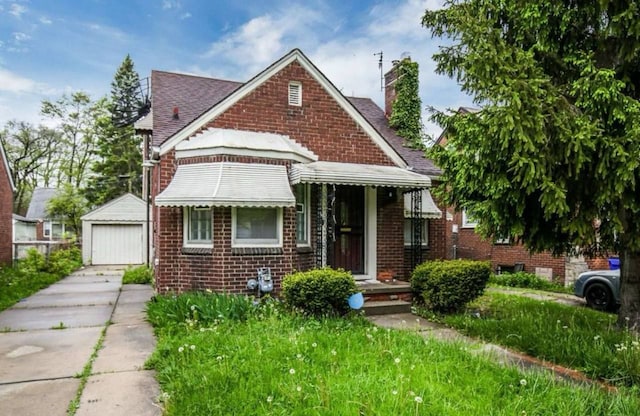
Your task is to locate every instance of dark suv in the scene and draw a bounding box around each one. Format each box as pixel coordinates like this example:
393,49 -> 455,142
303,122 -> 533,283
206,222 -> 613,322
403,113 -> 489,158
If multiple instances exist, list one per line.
574,269 -> 620,311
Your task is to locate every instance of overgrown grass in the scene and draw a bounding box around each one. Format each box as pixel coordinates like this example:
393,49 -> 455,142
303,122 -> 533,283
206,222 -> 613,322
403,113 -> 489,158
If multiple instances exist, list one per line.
435,292 -> 640,386
146,293 -> 638,415
122,265 -> 153,285
489,272 -> 572,293
0,247 -> 82,312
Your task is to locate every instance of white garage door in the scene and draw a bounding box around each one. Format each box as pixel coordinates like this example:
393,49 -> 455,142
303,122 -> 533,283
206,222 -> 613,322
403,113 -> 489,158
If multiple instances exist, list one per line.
91,224 -> 143,265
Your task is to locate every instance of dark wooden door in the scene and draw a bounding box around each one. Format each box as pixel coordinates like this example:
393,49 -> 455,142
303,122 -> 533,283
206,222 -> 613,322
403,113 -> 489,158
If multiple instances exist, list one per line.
329,186 -> 365,274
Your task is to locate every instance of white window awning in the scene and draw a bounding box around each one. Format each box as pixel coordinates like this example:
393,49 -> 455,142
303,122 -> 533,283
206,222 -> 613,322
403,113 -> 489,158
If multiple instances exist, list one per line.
290,161 -> 431,188
155,162 -> 295,207
404,189 -> 442,219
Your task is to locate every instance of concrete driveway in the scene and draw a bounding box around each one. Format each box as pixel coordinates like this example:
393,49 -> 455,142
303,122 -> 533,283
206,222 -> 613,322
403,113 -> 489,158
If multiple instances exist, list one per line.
0,266 -> 161,416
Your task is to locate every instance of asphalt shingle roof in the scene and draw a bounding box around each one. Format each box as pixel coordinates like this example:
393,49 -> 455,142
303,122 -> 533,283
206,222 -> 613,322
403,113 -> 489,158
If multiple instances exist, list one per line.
25,187 -> 57,220
150,70 -> 441,176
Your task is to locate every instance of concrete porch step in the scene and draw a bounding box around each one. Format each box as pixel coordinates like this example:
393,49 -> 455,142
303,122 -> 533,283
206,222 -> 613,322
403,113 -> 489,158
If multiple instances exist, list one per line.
363,300 -> 412,316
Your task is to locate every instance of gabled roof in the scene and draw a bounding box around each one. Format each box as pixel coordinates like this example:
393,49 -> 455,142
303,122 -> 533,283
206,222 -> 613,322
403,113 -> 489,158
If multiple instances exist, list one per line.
81,193 -> 146,222
0,141 -> 15,192
151,71 -> 241,147
149,48 -> 442,176
348,97 -> 441,177
25,188 -> 58,220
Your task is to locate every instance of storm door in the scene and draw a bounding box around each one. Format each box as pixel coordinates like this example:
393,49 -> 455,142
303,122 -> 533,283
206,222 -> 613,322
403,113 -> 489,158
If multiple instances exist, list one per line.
329,185 -> 365,274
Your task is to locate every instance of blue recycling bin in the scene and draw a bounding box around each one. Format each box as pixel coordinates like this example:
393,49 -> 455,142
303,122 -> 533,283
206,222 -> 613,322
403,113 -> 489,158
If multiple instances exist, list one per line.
608,257 -> 620,270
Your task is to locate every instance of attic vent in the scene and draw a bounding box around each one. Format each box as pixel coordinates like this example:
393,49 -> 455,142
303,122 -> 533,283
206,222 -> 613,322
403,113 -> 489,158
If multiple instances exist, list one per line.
288,82 -> 302,106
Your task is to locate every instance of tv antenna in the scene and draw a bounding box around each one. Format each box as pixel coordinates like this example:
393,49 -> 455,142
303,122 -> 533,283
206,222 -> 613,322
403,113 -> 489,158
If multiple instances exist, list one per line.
113,77 -> 151,127
373,51 -> 383,92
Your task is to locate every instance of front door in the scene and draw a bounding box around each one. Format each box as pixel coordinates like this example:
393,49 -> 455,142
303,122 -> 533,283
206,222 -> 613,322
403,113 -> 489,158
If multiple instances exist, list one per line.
329,186 -> 365,274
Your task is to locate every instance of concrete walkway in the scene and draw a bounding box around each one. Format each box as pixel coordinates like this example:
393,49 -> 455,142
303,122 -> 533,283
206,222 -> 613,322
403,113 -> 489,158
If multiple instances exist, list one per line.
367,313 -> 612,390
0,266 -> 161,416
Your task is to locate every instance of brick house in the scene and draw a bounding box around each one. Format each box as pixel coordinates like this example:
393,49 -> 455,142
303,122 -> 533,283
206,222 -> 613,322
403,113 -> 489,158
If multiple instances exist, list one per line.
145,49 -> 445,294
435,109 -> 609,284
0,141 -> 15,264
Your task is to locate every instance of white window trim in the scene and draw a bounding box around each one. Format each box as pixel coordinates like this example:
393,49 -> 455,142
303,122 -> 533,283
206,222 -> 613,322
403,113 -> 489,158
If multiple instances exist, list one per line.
232,207 -> 283,248
462,210 -> 478,228
295,184 -> 311,247
288,81 -> 302,106
404,219 -> 429,247
183,207 -> 213,248
43,221 -> 51,237
495,236 -> 510,245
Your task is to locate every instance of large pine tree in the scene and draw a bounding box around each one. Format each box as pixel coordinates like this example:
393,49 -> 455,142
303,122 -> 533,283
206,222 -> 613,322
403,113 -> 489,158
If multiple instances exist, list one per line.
86,55 -> 144,206
424,0 -> 640,329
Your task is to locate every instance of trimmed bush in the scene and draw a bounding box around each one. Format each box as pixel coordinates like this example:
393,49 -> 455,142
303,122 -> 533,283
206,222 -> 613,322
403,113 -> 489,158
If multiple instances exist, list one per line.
123,265 -> 153,285
282,268 -> 357,317
411,260 -> 491,313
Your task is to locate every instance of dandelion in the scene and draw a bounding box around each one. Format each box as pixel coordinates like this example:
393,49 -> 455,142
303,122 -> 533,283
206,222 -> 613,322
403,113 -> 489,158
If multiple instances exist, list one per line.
409,390 -> 415,397
625,317 -> 630,321
178,346 -> 184,353
296,353 -> 303,360
401,320 -> 407,325
312,342 -> 318,348
296,386 -> 302,392
410,365 -> 415,370
593,335 -> 600,341
562,325 -> 568,329
556,320 -> 561,324
392,390 -> 398,395
190,345 -> 196,351
190,305 -> 196,311
289,368 -> 296,375
415,396 -> 423,404
331,350 -> 337,356
267,396 -> 273,403
160,392 -> 170,402
217,356 -> 223,361
520,379 -> 527,386
394,357 -> 401,364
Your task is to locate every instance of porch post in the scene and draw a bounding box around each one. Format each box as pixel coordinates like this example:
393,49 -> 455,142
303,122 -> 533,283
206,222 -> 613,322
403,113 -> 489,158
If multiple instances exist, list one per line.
321,183 -> 328,267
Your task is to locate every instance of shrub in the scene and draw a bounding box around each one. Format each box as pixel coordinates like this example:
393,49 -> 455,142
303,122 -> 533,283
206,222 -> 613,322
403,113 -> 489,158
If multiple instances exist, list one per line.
47,247 -> 82,276
411,260 -> 490,313
281,268 -> 357,317
489,271 -> 568,292
123,265 -> 153,285
19,248 -> 47,273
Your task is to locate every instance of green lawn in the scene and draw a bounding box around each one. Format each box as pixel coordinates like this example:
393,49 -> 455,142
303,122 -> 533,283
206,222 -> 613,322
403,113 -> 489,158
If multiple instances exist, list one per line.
432,292 -> 640,386
146,293 -> 638,415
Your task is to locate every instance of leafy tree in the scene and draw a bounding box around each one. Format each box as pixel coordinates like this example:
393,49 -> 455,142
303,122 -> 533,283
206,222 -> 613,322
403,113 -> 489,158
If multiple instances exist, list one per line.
0,121 -> 61,213
85,55 -> 144,206
46,183 -> 88,237
423,1 -> 640,328
388,58 -> 426,149
41,92 -> 106,188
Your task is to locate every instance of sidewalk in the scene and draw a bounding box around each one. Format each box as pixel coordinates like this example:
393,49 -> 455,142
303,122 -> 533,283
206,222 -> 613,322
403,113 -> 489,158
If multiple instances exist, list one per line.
367,313 -> 612,390
0,266 -> 161,415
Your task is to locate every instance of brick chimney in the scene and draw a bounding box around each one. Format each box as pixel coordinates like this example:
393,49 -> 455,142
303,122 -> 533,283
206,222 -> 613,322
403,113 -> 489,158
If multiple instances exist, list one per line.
384,53 -> 411,117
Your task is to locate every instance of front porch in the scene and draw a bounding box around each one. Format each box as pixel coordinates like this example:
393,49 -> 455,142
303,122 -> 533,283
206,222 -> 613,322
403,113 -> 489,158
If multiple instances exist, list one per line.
357,280 -> 413,315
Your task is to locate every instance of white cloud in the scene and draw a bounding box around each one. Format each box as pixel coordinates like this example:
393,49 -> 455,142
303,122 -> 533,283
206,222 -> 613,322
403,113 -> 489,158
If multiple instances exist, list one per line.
40,16 -> 52,25
180,12 -> 191,20
162,0 -> 181,10
0,68 -> 38,93
9,3 -> 27,18
85,23 -> 129,42
13,32 -> 31,42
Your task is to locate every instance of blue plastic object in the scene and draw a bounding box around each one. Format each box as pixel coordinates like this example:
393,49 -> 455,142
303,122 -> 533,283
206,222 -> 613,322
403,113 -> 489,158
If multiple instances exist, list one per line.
608,257 -> 620,270
348,292 -> 364,310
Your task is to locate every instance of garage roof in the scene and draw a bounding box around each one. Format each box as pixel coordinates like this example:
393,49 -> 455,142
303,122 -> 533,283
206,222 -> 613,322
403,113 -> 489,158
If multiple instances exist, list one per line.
81,193 -> 146,222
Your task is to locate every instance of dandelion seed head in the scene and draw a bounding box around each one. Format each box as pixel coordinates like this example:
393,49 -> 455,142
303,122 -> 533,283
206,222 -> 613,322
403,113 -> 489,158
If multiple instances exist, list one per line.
392,390 -> 398,395
331,350 -> 337,356
394,357 -> 401,364
520,379 -> 527,386
178,346 -> 184,353
415,396 -> 423,404
312,342 -> 318,348
296,386 -> 302,392
190,345 -> 196,350
289,368 -> 296,374
267,396 -> 273,403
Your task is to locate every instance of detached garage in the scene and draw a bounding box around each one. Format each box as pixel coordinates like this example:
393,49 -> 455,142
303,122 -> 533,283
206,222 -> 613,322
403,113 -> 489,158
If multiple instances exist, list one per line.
81,194 -> 147,265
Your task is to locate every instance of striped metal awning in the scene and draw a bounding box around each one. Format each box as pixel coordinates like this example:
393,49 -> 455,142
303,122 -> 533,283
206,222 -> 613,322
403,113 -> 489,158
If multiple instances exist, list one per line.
155,162 -> 295,207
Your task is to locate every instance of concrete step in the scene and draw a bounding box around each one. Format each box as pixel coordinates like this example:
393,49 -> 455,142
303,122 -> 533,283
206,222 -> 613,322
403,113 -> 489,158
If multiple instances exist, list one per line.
363,300 -> 412,316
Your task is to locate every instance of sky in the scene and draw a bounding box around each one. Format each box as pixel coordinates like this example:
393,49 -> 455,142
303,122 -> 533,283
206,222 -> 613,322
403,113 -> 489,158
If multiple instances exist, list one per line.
0,0 -> 469,138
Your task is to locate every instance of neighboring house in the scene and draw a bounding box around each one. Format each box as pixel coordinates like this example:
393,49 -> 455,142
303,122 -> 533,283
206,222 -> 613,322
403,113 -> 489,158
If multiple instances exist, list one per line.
12,214 -> 37,241
25,187 -> 66,241
0,142 -> 15,264
145,49 -> 445,294
436,108 -> 608,284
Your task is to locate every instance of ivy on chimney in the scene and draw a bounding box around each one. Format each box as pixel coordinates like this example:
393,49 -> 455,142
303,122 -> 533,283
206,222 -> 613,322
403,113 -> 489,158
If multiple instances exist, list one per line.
388,59 -> 425,150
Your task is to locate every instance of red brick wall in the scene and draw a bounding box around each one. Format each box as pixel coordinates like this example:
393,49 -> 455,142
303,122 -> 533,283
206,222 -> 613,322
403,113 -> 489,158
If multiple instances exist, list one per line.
377,190 -> 404,280
0,156 -> 13,264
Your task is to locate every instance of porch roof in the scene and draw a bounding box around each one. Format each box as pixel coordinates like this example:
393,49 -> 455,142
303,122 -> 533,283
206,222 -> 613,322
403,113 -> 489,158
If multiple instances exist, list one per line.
289,161 -> 431,188
155,162 -> 295,207
403,189 -> 442,219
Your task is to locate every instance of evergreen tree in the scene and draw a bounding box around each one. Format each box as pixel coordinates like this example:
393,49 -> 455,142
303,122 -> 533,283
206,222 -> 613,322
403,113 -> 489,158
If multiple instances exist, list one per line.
86,55 -> 144,206
424,0 -> 640,328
